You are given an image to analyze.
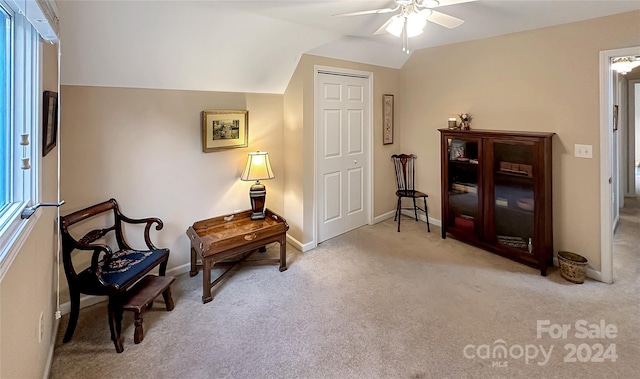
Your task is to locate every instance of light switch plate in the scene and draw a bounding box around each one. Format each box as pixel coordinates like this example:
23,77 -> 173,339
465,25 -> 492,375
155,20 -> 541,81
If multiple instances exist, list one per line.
574,144 -> 592,158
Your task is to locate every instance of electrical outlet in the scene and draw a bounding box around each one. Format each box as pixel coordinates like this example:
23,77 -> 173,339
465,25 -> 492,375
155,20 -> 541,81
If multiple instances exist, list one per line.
574,144 -> 593,158
38,311 -> 44,343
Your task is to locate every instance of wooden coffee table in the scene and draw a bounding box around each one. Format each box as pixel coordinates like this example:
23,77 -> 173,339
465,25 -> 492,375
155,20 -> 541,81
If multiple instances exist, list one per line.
186,209 -> 289,303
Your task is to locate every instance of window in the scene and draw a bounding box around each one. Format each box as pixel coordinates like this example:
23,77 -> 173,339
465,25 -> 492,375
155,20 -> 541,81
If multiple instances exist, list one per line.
0,0 -> 42,280
0,6 -> 9,211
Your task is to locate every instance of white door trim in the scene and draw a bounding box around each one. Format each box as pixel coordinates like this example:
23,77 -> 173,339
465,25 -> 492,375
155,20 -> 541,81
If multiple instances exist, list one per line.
313,65 -> 374,248
599,46 -> 640,284
628,79 -> 640,197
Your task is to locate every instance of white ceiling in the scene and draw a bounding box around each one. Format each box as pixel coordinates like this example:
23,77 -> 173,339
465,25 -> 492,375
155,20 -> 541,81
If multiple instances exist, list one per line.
58,1 -> 640,94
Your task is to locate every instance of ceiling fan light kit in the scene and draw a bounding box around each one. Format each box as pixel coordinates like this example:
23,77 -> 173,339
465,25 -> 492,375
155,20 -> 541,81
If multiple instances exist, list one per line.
611,56 -> 640,75
385,13 -> 425,37
408,12 -> 428,36
334,0 -> 475,54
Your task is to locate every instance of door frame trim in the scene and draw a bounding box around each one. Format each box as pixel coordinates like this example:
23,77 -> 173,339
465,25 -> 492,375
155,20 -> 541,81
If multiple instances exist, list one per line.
313,65 -> 374,247
627,79 -> 640,197
599,46 -> 640,284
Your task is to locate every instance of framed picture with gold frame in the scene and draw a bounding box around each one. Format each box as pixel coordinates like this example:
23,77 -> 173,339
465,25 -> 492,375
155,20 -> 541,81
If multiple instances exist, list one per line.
201,110 -> 249,152
383,94 -> 394,145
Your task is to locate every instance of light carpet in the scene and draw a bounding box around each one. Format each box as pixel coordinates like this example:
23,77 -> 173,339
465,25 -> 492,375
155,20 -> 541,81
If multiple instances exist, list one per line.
49,214 -> 639,378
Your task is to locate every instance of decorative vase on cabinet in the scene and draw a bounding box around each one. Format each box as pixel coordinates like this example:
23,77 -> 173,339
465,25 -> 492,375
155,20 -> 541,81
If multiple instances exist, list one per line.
439,129 -> 555,276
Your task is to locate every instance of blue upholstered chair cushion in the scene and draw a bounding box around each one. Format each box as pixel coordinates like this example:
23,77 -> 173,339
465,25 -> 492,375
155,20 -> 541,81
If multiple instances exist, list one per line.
100,248 -> 169,288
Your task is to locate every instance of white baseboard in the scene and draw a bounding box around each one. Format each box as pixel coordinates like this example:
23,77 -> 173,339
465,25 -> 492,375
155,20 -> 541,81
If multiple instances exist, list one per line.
400,209 -> 442,227
286,233 -> 315,252
586,268 -> 603,282
375,209 -> 442,227
59,293 -> 106,316
373,210 -> 395,224
167,262 -> 192,277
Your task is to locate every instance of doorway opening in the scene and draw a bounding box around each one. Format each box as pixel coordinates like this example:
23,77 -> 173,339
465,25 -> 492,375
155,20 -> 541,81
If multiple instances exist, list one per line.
599,46 -> 640,284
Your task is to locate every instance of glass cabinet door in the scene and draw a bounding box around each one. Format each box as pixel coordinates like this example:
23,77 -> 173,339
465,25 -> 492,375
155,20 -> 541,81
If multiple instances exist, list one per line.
490,141 -> 535,255
445,137 -> 481,238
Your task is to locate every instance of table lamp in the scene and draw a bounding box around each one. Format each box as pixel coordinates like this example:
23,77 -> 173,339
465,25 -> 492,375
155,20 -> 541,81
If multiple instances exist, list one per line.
241,151 -> 274,220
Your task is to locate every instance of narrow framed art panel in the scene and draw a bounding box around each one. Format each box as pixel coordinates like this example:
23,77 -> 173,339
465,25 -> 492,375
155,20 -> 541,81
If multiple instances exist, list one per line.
201,110 -> 249,152
42,90 -> 58,157
383,94 -> 394,145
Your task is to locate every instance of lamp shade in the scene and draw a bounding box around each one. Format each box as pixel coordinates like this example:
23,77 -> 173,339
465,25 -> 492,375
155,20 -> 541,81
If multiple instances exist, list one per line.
385,15 -> 404,37
241,151 -> 274,182
385,13 -> 426,38
405,12 -> 426,37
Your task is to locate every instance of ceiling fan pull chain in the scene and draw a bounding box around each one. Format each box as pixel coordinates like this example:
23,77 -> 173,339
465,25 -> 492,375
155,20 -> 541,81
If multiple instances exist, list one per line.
403,16 -> 408,53
406,30 -> 410,54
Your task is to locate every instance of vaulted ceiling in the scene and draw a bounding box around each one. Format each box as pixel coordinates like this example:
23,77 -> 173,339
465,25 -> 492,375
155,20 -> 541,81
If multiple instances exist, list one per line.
57,1 -> 640,94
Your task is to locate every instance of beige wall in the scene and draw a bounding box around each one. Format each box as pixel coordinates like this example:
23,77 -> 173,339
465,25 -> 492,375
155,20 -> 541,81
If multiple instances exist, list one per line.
283,54 -> 402,244
59,87 -> 285,298
0,42 -> 59,378
399,11 -> 640,271
283,60 -> 305,242
6,12 -> 639,378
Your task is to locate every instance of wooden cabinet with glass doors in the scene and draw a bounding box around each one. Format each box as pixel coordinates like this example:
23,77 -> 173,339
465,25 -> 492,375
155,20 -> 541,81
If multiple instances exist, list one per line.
440,129 -> 554,275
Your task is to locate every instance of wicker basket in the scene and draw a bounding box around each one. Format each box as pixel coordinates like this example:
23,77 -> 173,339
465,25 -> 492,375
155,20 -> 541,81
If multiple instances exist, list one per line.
557,251 -> 588,284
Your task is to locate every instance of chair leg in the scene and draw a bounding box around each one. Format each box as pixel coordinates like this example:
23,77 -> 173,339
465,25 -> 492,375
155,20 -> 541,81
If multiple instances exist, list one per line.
63,288 -> 81,343
159,258 -> 168,276
108,301 -> 124,353
394,197 -> 400,221
397,197 -> 402,232
412,198 -> 418,221
424,197 -> 431,232
154,258 -> 168,309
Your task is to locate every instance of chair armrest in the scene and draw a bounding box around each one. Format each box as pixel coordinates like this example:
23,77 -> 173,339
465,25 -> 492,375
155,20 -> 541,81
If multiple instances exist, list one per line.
118,214 -> 164,250
74,242 -> 113,281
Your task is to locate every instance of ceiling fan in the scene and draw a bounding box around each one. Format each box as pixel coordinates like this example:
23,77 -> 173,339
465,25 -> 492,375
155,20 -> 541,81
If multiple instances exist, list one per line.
334,0 -> 477,54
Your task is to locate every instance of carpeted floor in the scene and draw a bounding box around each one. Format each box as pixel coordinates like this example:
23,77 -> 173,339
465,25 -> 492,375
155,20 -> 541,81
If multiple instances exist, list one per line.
49,212 -> 639,379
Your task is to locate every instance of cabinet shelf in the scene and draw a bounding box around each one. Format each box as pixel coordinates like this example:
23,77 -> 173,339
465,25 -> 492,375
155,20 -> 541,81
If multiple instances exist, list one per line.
495,170 -> 534,179
450,159 -> 480,165
495,205 -> 534,214
440,129 -> 554,276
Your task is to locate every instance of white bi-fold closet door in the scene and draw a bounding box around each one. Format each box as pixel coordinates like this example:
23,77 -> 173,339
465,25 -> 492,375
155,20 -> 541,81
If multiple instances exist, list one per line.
316,71 -> 371,243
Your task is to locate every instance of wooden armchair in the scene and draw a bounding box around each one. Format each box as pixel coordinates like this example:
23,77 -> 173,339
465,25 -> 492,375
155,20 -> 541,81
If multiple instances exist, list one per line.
60,198 -> 170,352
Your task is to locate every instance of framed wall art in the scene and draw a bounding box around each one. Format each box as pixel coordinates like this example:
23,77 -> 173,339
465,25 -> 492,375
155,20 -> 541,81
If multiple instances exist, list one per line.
383,94 -> 394,145
42,91 -> 58,157
201,110 -> 249,152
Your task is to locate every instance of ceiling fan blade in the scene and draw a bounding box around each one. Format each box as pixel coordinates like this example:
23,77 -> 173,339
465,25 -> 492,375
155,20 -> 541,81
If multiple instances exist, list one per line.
420,0 -> 477,8
333,6 -> 399,17
424,10 -> 465,29
373,18 -> 395,35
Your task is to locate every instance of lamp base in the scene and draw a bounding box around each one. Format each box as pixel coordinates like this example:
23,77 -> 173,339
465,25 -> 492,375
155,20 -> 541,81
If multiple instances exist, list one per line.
249,182 -> 267,220
250,212 -> 266,220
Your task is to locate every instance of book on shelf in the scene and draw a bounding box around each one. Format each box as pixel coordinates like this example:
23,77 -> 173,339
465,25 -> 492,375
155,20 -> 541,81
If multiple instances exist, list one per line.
452,182 -> 477,193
